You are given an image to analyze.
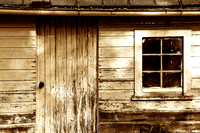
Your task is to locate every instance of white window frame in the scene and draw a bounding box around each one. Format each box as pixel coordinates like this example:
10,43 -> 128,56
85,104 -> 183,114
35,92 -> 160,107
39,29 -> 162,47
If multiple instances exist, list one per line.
135,30 -> 191,97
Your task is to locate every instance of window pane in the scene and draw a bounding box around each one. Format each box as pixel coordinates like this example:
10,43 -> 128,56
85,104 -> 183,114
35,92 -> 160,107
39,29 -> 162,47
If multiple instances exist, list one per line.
143,73 -> 160,87
163,55 -> 182,70
163,38 -> 182,53
143,56 -> 160,70
142,38 -> 160,54
163,73 -> 181,87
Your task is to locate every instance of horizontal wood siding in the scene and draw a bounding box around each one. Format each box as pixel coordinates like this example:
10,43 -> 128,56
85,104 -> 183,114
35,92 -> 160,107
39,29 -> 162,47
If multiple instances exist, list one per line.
0,16 -> 36,132
98,27 -> 134,109
39,17 -> 97,133
98,17 -> 200,132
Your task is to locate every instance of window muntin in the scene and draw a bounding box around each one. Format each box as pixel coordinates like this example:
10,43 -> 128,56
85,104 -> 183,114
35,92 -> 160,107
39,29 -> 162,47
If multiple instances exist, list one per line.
142,37 -> 183,89
135,30 -> 191,97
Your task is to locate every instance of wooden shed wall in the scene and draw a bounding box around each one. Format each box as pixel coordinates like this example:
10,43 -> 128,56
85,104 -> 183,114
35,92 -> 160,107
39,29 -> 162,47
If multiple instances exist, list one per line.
37,16 -> 98,133
98,17 -> 200,132
0,16 -> 36,133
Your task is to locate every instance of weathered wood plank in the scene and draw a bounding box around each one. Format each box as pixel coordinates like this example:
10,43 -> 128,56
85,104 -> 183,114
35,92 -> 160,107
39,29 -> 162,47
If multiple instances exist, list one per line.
61,17 -> 68,133
0,70 -> 36,81
99,29 -> 133,36
0,81 -> 36,92
99,68 -> 134,80
99,100 -> 200,112
36,17 -> 45,133
55,17 -> 68,132
0,92 -> 35,103
66,17 -> 77,133
49,17 -> 56,133
99,112 -> 200,122
0,103 -> 36,113
0,112 -> 35,125
0,28 -> 36,37
76,17 -> 86,133
0,17 -> 36,27
0,127 -> 35,133
81,17 -> 88,133
99,90 -> 133,101
99,47 -> 134,58
0,37 -> 36,47
191,46 -> 200,56
99,123 -> 200,133
0,59 -> 36,69
0,48 -> 36,58
99,81 -> 134,90
99,58 -> 134,68
44,17 -> 52,133
88,17 -> 97,133
99,36 -> 134,47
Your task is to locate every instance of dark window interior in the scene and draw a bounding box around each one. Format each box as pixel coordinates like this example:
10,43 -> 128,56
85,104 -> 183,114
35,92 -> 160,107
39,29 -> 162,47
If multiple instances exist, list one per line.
142,37 -> 183,88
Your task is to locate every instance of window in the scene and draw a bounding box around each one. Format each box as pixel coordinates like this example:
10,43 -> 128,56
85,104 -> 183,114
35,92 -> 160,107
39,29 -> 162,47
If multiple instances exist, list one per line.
134,30 -> 191,98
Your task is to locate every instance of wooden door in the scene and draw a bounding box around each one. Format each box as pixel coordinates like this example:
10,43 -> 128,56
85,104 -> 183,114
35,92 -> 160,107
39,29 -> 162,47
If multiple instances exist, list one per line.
0,16 -> 37,133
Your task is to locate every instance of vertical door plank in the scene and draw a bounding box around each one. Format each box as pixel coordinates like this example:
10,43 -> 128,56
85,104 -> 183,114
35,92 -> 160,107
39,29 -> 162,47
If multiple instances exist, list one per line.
60,17 -> 67,133
50,17 -> 56,133
36,17 -> 45,133
88,17 -> 98,133
55,17 -> 61,133
66,17 -> 77,133
44,17 -> 51,133
77,17 -> 84,133
82,17 -> 89,133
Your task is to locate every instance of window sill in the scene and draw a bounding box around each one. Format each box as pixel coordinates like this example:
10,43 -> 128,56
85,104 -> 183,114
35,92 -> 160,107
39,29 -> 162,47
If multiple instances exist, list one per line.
131,96 -> 193,101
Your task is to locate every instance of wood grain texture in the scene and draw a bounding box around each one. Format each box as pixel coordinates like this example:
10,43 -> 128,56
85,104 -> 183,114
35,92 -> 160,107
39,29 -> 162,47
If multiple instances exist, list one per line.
0,70 -> 36,81
99,36 -> 134,47
98,16 -> 200,133
99,100 -> 200,112
0,28 -> 36,37
0,112 -> 35,125
0,48 -> 36,58
0,81 -> 36,92
99,90 -> 133,101
66,17 -> 77,133
0,103 -> 36,113
0,37 -> 36,47
0,16 -> 37,133
0,92 -> 35,103
99,123 -> 200,133
0,59 -> 36,69
36,17 -> 45,133
99,111 -> 200,122
99,58 -> 134,68
88,17 -> 98,133
99,29 -> 133,36
0,128 -> 35,133
39,17 -> 98,132
99,81 -> 134,90
99,68 -> 134,80
99,47 -> 134,58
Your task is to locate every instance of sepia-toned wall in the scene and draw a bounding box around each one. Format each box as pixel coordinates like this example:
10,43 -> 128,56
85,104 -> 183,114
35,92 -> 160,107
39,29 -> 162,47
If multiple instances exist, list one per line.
98,17 -> 200,132
1,15 -> 200,133
0,16 -> 98,133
